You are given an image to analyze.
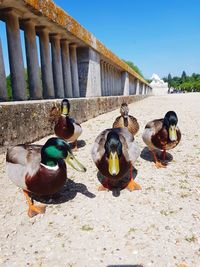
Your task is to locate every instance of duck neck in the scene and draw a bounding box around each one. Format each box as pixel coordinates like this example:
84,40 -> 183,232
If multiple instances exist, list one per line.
41,154 -> 57,167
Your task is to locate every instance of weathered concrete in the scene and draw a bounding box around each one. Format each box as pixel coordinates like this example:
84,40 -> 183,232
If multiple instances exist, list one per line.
51,35 -> 65,98
77,48 -> 101,97
20,0 -> 149,86
0,0 -> 151,102
0,95 -> 148,148
70,44 -> 80,98
5,9 -> 26,100
38,28 -> 54,99
0,38 -> 7,101
23,19 -> 42,100
121,72 -> 129,96
61,40 -> 73,98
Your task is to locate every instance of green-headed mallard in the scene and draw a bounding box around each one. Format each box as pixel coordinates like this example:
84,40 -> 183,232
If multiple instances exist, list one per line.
91,127 -> 141,191
142,111 -> 181,168
113,102 -> 139,136
51,99 -> 82,151
6,137 -> 86,217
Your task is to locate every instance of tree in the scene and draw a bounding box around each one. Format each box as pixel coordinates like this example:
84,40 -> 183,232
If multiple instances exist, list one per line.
181,71 -> 187,82
122,60 -> 143,78
167,73 -> 172,88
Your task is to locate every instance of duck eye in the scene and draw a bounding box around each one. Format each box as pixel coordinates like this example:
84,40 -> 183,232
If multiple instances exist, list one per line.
57,145 -> 63,150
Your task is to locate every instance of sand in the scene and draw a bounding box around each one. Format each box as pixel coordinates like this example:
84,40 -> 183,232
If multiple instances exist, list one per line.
0,93 -> 200,267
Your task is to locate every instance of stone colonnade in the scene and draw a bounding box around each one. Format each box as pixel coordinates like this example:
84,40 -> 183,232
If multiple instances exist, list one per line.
0,7 -> 152,101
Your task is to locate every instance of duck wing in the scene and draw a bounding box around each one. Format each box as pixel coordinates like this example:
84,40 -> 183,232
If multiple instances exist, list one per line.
6,145 -> 41,189
91,129 -> 109,164
117,128 -> 140,165
127,115 -> 139,135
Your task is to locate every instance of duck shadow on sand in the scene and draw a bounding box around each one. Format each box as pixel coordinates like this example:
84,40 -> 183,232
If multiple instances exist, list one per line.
29,179 -> 96,205
70,139 -> 86,150
140,146 -> 173,164
97,167 -> 138,198
107,265 -> 143,267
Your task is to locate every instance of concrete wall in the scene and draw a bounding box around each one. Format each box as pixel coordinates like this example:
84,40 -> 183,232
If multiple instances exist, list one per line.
0,95 -> 148,150
0,0 -> 152,101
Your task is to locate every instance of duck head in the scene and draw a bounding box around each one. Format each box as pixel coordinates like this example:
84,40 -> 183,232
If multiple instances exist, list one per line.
61,98 -> 70,116
104,131 -> 122,176
41,138 -> 86,172
120,103 -> 129,118
163,111 -> 178,141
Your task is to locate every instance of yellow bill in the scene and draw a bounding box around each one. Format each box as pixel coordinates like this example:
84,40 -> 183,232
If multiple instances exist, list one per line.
108,151 -> 120,176
169,125 -> 177,141
65,152 -> 86,172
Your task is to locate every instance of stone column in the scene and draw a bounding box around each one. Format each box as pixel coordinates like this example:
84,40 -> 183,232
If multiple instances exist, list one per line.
51,34 -> 64,98
136,80 -> 140,95
106,63 -> 110,96
100,60 -> 104,96
133,78 -> 137,94
103,62 -> 108,96
143,84 -> 146,94
5,10 -> 26,100
23,20 -> 42,100
61,40 -> 73,98
113,68 -> 116,95
121,71 -> 129,95
70,44 -> 79,98
117,71 -> 121,95
38,27 -> 54,99
0,38 -> 7,101
110,66 -> 115,96
77,47 -> 101,97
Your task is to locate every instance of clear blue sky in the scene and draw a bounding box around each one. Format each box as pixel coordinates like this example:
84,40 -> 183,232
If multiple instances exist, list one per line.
0,0 -> 199,79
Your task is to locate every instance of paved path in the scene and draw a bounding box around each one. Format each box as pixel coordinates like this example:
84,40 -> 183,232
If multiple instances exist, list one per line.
0,93 -> 200,267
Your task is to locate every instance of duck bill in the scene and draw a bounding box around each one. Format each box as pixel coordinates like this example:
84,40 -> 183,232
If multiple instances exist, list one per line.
62,105 -> 68,115
65,152 -> 86,172
108,151 -> 120,176
169,125 -> 177,141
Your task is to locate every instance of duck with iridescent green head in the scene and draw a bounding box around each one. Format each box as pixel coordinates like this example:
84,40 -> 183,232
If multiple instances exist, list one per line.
6,137 -> 86,217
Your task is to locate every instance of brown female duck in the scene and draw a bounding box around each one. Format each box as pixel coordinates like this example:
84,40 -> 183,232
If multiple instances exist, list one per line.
142,111 -> 181,168
113,102 -> 139,136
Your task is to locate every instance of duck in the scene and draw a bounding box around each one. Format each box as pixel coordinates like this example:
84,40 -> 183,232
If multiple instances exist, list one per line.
91,127 -> 141,191
6,137 -> 86,217
113,102 -> 139,136
142,111 -> 181,168
51,98 -> 82,151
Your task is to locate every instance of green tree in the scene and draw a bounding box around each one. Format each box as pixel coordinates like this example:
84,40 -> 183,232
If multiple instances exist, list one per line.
181,71 -> 187,82
167,73 -> 172,88
123,60 -> 143,78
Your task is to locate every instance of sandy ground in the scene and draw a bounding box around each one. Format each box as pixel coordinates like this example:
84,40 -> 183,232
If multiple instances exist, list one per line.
0,93 -> 200,267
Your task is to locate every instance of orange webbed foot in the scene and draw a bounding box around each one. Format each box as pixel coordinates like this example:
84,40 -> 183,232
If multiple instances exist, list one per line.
126,177 -> 142,191
23,190 -> 46,218
98,178 -> 110,191
155,161 -> 167,168
97,185 -> 109,191
28,204 -> 46,218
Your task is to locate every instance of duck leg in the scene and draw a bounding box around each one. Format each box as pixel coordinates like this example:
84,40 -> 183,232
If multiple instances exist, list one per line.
72,140 -> 78,152
98,177 -> 110,191
161,149 -> 166,161
23,190 -> 46,218
126,165 -> 142,191
151,150 -> 166,168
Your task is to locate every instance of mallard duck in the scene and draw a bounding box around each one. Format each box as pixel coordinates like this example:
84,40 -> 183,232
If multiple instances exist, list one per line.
51,98 -> 82,151
142,111 -> 181,168
6,137 -> 86,217
113,102 -> 139,136
91,127 -> 141,191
